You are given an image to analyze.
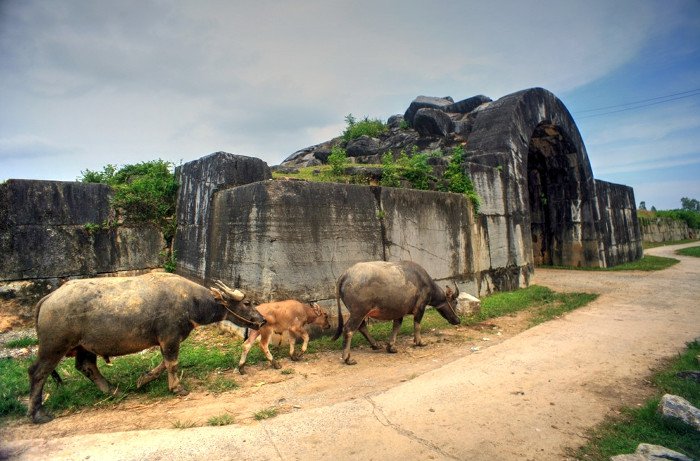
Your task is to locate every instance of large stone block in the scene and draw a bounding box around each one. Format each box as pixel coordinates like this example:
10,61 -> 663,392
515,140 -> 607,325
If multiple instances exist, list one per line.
0,180 -> 164,281
381,188 -> 472,280
174,152 -> 271,279
205,181 -> 384,301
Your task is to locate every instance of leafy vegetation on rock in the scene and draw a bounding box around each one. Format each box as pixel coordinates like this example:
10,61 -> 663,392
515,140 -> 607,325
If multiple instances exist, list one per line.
342,114 -> 388,141
79,160 -> 178,244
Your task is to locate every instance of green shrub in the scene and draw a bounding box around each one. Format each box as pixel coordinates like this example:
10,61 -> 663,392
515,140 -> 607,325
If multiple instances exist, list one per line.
381,152 -> 401,187
441,146 -> 480,214
396,149 -> 432,190
79,160 -> 179,245
343,114 -> 387,141
328,146 -> 349,176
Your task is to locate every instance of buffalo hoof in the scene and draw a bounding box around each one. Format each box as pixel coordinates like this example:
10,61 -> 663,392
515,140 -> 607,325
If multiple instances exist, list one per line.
386,344 -> 398,354
344,358 -> 357,365
290,352 -> 302,362
238,365 -> 247,375
30,408 -> 54,424
173,386 -> 190,396
271,359 -> 282,369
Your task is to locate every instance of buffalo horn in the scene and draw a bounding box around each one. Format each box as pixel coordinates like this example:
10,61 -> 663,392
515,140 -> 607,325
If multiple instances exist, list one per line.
214,280 -> 245,301
453,281 -> 460,297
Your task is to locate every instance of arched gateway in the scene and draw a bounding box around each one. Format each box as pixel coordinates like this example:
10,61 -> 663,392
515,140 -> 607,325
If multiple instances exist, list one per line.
464,88 -> 640,269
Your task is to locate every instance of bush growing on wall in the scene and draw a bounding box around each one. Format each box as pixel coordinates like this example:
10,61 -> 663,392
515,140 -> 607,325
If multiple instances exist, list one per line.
79,160 -> 178,243
342,114 -> 388,141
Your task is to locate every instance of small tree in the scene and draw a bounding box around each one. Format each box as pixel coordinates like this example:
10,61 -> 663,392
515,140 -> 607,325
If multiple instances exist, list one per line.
328,146 -> 348,176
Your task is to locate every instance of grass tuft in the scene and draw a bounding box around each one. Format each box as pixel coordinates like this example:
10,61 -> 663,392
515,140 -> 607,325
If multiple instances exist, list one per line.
207,413 -> 235,426
676,246 -> 700,258
4,337 -> 39,349
254,407 -> 278,420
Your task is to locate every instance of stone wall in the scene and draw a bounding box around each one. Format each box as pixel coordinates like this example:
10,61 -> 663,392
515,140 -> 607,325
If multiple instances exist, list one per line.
181,160 -> 531,302
594,180 -> 643,266
640,217 -> 696,243
174,152 -> 271,281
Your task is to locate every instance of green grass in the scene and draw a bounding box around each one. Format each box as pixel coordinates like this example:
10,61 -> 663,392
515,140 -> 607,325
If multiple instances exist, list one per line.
643,239 -> 698,249
572,340 -> 700,460
0,286 -> 597,423
4,337 -> 38,348
676,246 -> 700,257
548,255 -> 679,272
207,413 -> 235,426
253,407 -> 278,420
272,164 -> 383,185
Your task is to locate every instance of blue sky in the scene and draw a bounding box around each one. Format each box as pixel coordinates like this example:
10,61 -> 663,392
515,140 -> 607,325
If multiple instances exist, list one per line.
1,0 -> 698,210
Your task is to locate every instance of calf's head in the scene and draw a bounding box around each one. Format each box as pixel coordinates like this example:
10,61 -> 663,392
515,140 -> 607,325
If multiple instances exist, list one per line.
434,283 -> 461,325
311,302 -> 332,329
211,281 -> 266,329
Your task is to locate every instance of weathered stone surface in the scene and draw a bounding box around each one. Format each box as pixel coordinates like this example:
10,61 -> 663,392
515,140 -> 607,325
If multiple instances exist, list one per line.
443,95 -> 492,114
346,135 -> 382,157
596,180 -> 643,266
611,443 -> 694,461
403,95 -> 454,126
205,181 -> 383,302
640,217 -> 696,243
0,180 -> 164,282
413,108 -> 454,137
198,179 -> 528,301
174,152 -> 271,280
658,394 -> 700,431
387,114 -> 404,129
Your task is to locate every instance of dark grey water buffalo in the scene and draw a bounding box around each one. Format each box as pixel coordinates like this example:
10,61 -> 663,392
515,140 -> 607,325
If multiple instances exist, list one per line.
332,260 -> 461,365
28,272 -> 265,424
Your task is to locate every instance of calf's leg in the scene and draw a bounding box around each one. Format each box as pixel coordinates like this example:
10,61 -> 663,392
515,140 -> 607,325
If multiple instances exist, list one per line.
238,329 -> 260,375
259,329 -> 281,369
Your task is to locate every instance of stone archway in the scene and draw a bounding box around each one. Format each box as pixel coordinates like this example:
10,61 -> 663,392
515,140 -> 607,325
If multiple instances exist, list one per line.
527,123 -> 585,266
464,88 -> 604,270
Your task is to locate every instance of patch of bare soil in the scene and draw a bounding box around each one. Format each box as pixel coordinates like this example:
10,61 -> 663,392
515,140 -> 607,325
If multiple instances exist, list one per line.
1,310 -> 532,441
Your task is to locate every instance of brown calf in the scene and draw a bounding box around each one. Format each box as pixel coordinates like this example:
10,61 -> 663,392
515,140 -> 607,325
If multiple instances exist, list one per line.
238,301 -> 331,374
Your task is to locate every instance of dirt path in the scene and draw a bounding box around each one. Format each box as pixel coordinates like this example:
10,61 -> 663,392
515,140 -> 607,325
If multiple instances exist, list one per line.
2,243 -> 699,460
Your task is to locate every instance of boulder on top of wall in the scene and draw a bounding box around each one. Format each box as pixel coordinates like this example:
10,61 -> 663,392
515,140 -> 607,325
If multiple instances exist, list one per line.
444,95 -> 492,114
346,135 -> 382,157
413,108 -> 455,137
387,114 -> 405,129
404,95 -> 455,126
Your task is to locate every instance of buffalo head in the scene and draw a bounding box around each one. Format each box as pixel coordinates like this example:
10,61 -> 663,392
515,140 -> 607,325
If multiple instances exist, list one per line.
211,280 -> 266,329
434,283 -> 461,325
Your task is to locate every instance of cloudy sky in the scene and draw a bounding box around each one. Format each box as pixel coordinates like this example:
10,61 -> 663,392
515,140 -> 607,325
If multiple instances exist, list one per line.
1,0 -> 699,210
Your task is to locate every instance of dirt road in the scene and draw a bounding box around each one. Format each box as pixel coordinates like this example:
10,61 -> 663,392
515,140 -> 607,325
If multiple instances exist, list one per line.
2,243 -> 699,460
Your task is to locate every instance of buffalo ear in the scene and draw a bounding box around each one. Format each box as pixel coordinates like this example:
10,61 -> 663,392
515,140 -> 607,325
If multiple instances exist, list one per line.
210,287 -> 225,302
445,285 -> 453,297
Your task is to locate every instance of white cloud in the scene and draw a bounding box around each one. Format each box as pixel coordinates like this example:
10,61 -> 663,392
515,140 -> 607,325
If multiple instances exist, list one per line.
0,0 -> 688,182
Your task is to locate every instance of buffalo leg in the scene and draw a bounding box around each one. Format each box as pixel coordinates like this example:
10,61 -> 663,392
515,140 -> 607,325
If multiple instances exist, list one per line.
28,353 -> 63,424
136,361 -> 166,388
238,329 -> 261,374
412,319 -> 426,347
259,329 -> 281,369
75,347 -> 115,394
160,341 -> 188,396
387,318 -> 403,353
341,314 -> 369,365
357,320 -> 381,350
